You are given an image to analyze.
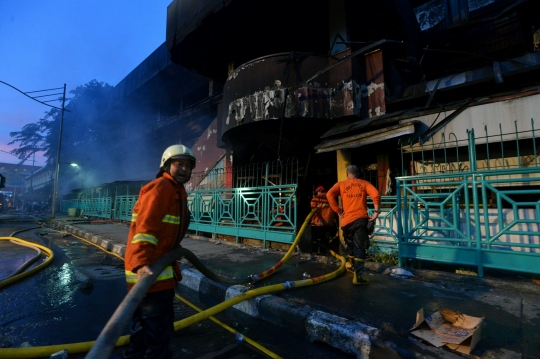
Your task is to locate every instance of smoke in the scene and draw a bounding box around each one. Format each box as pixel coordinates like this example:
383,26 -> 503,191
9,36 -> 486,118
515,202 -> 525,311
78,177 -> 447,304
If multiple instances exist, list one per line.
56,70 -> 214,197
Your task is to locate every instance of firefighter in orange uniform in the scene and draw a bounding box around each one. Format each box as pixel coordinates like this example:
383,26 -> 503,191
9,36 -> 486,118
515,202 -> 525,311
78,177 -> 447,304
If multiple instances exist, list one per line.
310,186 -> 337,253
327,165 -> 381,285
123,144 -> 195,359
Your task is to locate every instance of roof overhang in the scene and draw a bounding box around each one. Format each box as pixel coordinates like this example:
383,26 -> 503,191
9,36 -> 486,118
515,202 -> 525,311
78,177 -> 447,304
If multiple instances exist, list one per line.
314,121 -> 416,153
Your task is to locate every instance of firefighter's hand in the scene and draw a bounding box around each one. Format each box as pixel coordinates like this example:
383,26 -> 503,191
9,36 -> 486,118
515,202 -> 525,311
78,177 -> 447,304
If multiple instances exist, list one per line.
137,265 -> 153,280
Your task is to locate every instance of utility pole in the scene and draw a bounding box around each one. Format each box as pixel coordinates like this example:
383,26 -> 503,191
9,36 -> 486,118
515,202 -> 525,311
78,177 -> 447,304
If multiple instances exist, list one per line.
0,80 -> 67,215
51,84 -> 67,219
31,152 -> 35,204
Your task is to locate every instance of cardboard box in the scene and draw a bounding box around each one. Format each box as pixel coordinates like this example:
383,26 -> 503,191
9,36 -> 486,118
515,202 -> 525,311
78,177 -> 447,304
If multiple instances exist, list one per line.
410,308 -> 484,354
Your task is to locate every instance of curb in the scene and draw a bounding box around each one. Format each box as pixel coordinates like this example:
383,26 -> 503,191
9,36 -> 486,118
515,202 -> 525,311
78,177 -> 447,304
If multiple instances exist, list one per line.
178,267 -> 378,358
56,222 -> 127,257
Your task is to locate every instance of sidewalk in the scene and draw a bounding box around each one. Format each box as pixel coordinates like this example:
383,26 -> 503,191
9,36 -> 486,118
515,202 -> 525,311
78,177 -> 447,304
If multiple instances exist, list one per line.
53,218 -> 540,359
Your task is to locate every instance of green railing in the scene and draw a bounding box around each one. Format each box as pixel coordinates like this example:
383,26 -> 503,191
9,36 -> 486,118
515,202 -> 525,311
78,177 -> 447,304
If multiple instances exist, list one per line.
185,158 -> 299,246
60,198 -> 112,219
114,195 -> 138,221
394,125 -> 540,277
368,196 -> 399,248
188,185 -> 297,246
60,159 -> 299,247
61,200 -> 80,214
81,198 -> 112,218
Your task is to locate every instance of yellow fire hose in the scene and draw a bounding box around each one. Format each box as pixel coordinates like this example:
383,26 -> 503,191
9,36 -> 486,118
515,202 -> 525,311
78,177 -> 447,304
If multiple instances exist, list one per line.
0,208 -> 346,358
250,208 -> 317,282
0,237 -> 54,289
173,250 -> 345,330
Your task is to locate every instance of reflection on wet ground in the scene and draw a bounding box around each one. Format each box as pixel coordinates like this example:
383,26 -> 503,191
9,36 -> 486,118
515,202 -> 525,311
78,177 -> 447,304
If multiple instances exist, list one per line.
0,228 -> 127,349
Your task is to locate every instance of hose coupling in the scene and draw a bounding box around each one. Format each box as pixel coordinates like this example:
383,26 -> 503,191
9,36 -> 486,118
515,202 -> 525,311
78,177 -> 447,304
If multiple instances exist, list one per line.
283,281 -> 295,290
250,274 -> 260,283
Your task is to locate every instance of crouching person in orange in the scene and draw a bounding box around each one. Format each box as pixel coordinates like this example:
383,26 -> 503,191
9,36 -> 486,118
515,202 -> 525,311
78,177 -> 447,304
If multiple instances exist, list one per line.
123,144 -> 195,359
310,186 -> 337,254
327,165 -> 381,285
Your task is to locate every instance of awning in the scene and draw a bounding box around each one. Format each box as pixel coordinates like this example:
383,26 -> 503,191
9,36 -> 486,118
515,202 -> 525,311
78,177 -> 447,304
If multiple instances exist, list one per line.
314,122 -> 416,153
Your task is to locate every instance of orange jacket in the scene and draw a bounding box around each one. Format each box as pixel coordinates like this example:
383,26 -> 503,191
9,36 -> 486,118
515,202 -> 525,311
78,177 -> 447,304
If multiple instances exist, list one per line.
326,178 -> 381,227
124,172 -> 189,293
310,192 -> 337,227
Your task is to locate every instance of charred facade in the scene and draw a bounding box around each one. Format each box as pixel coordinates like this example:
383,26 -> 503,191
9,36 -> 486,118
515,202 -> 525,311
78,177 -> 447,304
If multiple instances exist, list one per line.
165,0 -> 540,197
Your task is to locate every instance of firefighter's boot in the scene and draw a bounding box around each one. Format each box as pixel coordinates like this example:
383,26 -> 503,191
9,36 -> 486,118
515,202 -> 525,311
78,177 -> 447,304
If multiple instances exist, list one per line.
345,255 -> 354,273
352,258 -> 369,285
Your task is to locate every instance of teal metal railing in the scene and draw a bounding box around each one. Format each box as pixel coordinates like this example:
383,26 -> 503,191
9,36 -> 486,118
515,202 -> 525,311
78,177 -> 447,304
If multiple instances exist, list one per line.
60,198 -> 112,219
188,185 -> 297,246
187,158 -> 299,246
61,200 -> 81,214
60,182 -> 146,220
60,159 -> 299,247
367,196 -> 399,248
114,195 -> 138,221
80,198 -> 112,218
394,123 -> 540,277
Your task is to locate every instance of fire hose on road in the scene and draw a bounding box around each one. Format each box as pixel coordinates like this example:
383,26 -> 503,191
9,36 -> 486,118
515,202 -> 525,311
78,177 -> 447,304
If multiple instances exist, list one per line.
0,208 -> 347,359
0,236 -> 54,290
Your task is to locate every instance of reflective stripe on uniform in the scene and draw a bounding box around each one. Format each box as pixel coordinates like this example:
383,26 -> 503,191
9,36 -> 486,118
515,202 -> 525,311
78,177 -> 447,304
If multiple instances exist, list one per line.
131,213 -> 137,222
125,271 -> 137,284
132,233 -> 158,245
162,214 -> 180,224
125,266 -> 174,284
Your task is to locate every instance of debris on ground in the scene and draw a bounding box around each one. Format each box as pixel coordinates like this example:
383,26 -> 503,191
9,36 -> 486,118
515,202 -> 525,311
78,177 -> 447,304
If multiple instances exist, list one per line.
383,267 -> 415,278
410,308 -> 484,354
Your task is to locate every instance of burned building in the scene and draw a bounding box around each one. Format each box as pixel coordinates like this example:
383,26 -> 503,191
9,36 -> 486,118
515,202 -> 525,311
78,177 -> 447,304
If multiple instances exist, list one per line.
164,0 -> 540,275
166,0 -> 540,191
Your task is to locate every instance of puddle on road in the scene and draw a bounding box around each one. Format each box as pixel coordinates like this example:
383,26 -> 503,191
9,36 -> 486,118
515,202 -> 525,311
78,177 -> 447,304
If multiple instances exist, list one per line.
0,232 -> 129,348
0,260 -> 127,348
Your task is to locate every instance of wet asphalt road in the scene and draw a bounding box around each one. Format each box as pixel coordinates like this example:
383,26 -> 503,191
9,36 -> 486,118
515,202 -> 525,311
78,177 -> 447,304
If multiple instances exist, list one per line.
0,221 -> 127,349
0,220 -> 353,359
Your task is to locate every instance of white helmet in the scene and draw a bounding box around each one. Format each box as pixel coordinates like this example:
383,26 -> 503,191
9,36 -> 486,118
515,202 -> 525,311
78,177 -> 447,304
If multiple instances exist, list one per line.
160,144 -> 196,170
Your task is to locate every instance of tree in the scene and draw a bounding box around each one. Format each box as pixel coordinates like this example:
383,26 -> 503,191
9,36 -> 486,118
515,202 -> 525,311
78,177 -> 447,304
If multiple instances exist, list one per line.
8,114 -> 52,164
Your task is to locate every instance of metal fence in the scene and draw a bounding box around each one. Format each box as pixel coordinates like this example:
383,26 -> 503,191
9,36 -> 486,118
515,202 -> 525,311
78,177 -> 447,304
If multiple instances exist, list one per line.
187,158 -> 299,246
60,182 -> 146,219
185,157 -> 298,190
60,159 -> 299,246
400,119 -> 540,175
385,122 -> 540,276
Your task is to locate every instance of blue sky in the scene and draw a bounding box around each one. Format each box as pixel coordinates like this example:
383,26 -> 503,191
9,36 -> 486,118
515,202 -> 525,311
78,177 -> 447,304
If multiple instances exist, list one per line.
0,0 -> 172,165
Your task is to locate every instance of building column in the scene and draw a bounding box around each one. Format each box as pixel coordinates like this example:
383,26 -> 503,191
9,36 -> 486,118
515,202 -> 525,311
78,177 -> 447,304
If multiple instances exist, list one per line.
336,149 -> 351,181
